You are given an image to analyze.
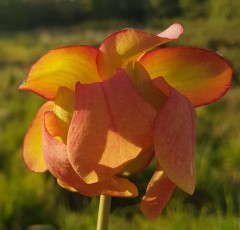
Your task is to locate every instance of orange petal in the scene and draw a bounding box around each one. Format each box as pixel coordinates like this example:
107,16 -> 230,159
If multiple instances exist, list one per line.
97,24 -> 183,80
67,70 -> 157,184
19,46 -> 100,100
140,47 -> 232,107
43,113 -> 138,197
23,101 -> 54,172
154,79 -> 196,194
43,111 -> 104,197
140,169 -> 176,221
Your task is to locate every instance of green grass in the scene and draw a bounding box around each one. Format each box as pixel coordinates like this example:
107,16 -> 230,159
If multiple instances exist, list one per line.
0,18 -> 240,229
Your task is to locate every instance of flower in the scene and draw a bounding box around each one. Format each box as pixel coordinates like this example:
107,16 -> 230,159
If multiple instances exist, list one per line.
19,23 -> 232,220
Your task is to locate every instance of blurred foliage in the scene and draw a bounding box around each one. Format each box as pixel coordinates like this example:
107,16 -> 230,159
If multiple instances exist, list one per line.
1,0 -> 240,30
0,0 -> 240,229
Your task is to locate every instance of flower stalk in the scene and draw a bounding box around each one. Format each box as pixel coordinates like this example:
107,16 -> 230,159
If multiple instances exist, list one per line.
97,195 -> 111,230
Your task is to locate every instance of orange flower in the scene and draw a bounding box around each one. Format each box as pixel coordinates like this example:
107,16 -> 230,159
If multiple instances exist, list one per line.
19,24 -> 232,220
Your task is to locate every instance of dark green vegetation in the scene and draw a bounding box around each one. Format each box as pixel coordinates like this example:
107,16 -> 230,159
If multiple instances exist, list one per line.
0,0 -> 240,229
0,0 -> 240,30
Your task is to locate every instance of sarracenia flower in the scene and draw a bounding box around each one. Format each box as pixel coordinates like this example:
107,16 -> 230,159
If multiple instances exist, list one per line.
19,24 -> 232,220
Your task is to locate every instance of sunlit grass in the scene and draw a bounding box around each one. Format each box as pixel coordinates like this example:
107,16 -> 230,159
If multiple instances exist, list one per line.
55,199 -> 240,230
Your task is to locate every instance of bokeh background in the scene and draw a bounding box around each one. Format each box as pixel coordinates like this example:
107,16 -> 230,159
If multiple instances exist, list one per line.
0,0 -> 240,229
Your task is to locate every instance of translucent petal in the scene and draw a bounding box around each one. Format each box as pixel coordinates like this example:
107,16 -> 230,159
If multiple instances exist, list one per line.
19,46 -> 100,99
140,47 -> 232,107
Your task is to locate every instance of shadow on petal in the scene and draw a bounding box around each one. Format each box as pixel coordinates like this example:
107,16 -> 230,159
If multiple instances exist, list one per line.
67,69 -> 157,184
43,111 -> 138,197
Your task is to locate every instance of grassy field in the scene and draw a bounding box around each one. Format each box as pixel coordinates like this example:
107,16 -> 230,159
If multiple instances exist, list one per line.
0,19 -> 240,229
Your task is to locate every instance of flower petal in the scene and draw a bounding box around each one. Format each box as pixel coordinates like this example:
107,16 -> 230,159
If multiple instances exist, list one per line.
43,111 -> 104,197
154,79 -> 196,194
140,169 -> 176,221
67,69 -> 157,184
19,46 -> 100,100
23,101 -> 54,172
140,47 -> 232,107
43,112 -> 138,197
97,24 -> 183,80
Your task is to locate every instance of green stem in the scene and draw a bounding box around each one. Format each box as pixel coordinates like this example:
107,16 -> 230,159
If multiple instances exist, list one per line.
96,195 -> 111,230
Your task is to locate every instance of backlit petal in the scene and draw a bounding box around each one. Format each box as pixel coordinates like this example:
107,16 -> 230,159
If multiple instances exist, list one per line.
140,170 -> 176,221
23,101 -> 54,172
67,69 -> 157,184
101,177 -> 138,197
154,79 -> 196,194
140,47 -> 232,107
97,24 -> 183,80
53,86 -> 75,143
19,46 -> 100,100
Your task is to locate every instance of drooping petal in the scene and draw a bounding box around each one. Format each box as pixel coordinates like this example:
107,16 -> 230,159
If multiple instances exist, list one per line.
140,169 -> 176,221
97,24 -> 183,80
154,78 -> 196,194
43,111 -> 101,196
67,69 -> 157,184
23,101 -> 54,172
140,47 -> 232,107
19,46 -> 101,100
101,177 -> 138,197
43,112 -> 138,197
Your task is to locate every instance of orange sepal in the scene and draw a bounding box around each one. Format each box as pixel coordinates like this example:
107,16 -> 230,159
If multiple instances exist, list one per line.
22,101 -> 54,172
140,47 -> 232,107
19,46 -> 100,100
97,24 -> 183,80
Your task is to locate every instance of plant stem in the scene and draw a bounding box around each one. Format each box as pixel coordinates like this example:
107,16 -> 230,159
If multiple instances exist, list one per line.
96,195 -> 111,230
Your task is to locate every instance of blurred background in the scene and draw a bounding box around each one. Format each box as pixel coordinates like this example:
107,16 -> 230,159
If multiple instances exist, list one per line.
0,0 -> 240,229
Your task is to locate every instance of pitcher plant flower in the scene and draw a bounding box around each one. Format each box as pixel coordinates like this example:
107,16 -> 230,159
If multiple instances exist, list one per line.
19,23 -> 232,221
